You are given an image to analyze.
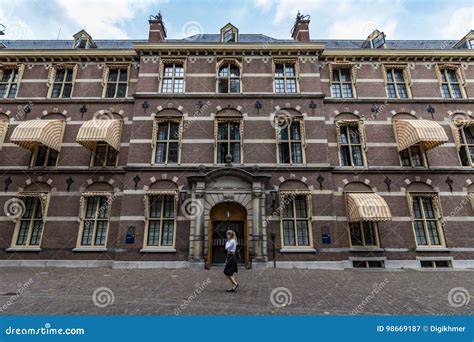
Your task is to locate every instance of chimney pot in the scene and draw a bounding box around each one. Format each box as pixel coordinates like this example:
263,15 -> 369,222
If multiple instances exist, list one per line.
148,11 -> 167,43
291,12 -> 310,42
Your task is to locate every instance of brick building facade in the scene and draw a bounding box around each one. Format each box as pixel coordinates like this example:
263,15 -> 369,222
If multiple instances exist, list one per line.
0,13 -> 473,270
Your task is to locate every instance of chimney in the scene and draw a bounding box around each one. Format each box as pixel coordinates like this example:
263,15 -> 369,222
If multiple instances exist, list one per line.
148,11 -> 167,43
291,12 -> 310,42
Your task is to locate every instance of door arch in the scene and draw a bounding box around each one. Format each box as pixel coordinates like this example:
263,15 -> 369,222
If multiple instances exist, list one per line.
208,202 -> 248,266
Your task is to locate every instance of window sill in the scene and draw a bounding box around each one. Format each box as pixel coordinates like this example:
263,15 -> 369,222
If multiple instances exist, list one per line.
415,247 -> 449,252
140,248 -> 176,253
280,247 -> 316,253
73,247 -> 108,252
350,247 -> 384,252
6,247 -> 42,252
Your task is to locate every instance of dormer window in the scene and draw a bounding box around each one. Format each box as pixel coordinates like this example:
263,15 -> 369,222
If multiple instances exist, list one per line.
223,29 -> 235,43
72,30 -> 96,49
363,29 -> 385,49
453,30 -> 474,49
220,23 -> 238,43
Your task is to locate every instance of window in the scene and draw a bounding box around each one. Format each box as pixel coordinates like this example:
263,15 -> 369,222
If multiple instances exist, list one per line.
400,144 -> 426,167
223,29 -> 236,43
371,33 -> 385,49
338,124 -> 365,166
386,68 -> 408,98
50,68 -> 73,98
31,145 -> 58,167
274,63 -> 297,93
92,143 -> 118,167
349,221 -> 379,247
0,68 -> 19,98
353,260 -> 384,268
145,194 -> 176,247
411,195 -> 444,247
13,196 -> 45,247
161,63 -> 184,93
216,120 -> 241,163
439,69 -> 463,99
458,125 -> 474,166
420,260 -> 451,268
79,196 -> 110,247
217,62 -> 240,93
104,67 -> 128,98
331,68 -> 354,98
154,121 -> 180,164
277,120 -> 303,164
281,194 -> 311,247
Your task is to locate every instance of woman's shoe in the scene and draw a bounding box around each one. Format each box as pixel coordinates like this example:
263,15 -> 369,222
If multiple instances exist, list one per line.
226,288 -> 234,292
231,283 -> 239,292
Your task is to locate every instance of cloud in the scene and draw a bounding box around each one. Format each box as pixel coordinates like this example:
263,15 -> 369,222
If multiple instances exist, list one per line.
272,0 -> 323,24
436,6 -> 473,39
0,7 -> 34,39
327,18 -> 398,39
56,0 -> 155,38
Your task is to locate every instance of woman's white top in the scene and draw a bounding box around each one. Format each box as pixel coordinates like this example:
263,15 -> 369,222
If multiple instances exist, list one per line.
225,239 -> 237,253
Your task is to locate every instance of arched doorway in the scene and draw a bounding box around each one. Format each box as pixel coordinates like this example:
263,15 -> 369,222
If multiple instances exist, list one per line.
208,202 -> 247,266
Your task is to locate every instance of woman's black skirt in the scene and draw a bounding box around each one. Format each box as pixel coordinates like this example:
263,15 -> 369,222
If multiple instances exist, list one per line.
224,254 -> 238,276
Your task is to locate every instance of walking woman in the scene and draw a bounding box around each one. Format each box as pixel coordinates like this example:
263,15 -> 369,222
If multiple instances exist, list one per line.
224,230 -> 239,292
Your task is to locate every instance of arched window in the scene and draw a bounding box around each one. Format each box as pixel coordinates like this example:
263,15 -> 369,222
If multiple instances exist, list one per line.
217,62 -> 240,93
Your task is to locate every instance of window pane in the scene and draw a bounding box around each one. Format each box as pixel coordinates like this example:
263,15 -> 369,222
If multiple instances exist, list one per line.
447,70 -> 457,83
282,220 -> 295,246
275,79 -> 285,93
441,84 -> 451,98
387,84 -> 396,98
29,220 -> 43,245
291,142 -> 303,164
17,221 -> 30,245
161,220 -> 174,246
105,84 -> 116,98
464,126 -> 474,144
422,197 -> 435,219
386,70 -> 394,82
342,84 -> 353,98
351,146 -> 363,166
339,127 -> 349,144
286,79 -> 297,93
348,126 -> 360,144
150,196 -> 163,218
350,223 -> 363,246
426,221 -> 440,245
217,142 -> 228,163
296,220 -> 309,246
167,142 -> 179,163
108,70 -> 118,82
116,84 -> 127,97
155,143 -> 166,163
289,123 -> 301,140
340,146 -> 351,166
94,145 -> 107,166
413,221 -> 427,245
147,220 -> 160,246
229,122 -> 240,140
451,84 -> 462,99
396,84 -> 408,98
162,79 -> 172,93
47,149 -> 58,166
331,84 -> 342,98
81,221 -> 93,245
85,197 -> 98,219
106,147 -> 118,166
218,79 -> 228,93
394,69 -> 404,82
229,79 -> 240,93
279,143 -> 290,164
97,197 -> 108,219
62,83 -> 72,98
282,197 -> 294,218
230,143 -> 240,163
162,195 -> 175,218
340,69 -> 351,82
412,198 -> 422,219
285,65 -> 296,77
362,222 -> 376,246
94,220 -> 108,245
410,146 -> 423,167
173,79 -> 184,93
275,64 -> 284,77
400,149 -> 411,166
118,69 -> 128,82
163,65 -> 174,77
294,196 -> 307,218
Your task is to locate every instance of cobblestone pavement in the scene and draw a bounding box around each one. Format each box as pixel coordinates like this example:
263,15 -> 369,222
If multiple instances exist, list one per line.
0,267 -> 472,315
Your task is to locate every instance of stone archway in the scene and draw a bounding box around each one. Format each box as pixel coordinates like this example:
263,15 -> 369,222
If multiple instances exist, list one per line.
187,167 -> 270,269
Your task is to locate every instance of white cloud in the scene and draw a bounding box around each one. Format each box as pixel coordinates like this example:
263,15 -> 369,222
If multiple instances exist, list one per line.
436,6 -> 473,39
0,7 -> 34,39
327,18 -> 398,39
56,0 -> 155,38
272,0 -> 323,24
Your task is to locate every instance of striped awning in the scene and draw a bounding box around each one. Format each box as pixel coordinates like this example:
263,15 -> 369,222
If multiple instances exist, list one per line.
76,119 -> 122,151
0,120 -> 8,150
394,120 -> 448,152
10,120 -> 64,151
346,193 -> 392,222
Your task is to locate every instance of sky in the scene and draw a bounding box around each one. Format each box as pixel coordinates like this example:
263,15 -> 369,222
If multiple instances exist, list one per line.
0,0 -> 472,41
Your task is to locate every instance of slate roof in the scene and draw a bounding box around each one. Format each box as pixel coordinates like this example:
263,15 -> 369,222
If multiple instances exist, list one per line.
0,34 -> 463,50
